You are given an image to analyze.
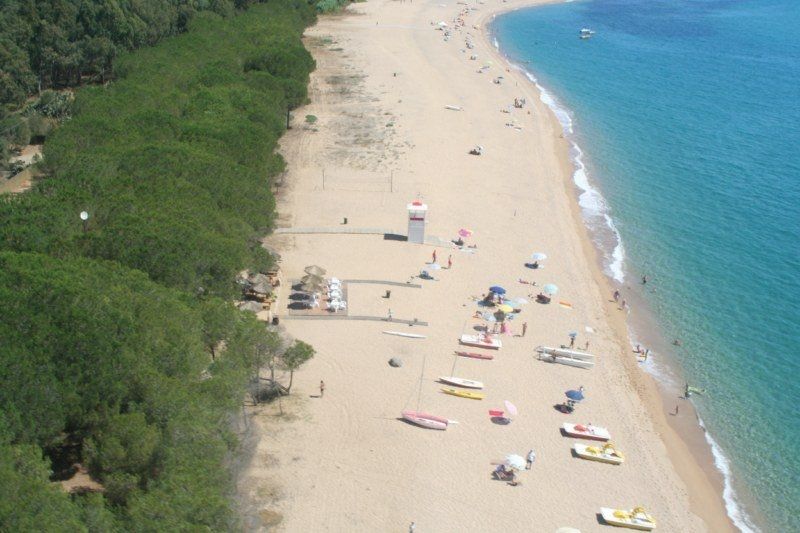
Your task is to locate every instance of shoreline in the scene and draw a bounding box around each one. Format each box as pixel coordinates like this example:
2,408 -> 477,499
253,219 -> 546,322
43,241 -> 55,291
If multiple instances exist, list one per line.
482,4 -> 755,531
240,0 -> 736,530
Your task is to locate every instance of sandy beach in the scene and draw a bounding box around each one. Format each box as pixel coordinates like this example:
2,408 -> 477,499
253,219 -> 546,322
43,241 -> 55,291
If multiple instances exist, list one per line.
237,0 -> 735,531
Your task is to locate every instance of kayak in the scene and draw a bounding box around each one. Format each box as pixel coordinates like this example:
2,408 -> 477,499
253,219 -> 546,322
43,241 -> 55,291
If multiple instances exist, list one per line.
455,351 -> 494,360
441,388 -> 485,400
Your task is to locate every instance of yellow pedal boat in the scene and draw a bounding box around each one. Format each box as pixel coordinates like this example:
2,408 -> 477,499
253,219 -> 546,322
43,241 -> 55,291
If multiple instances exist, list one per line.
574,442 -> 625,465
600,507 -> 656,530
441,388 -> 485,400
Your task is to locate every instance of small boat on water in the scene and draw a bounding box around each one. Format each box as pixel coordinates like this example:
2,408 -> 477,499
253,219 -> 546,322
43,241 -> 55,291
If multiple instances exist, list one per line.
441,388 -> 485,400
439,376 -> 484,389
383,330 -> 426,339
574,442 -> 625,465
580,28 -> 595,39
455,351 -> 494,360
402,410 -> 450,430
538,352 -> 594,369
600,507 -> 656,530
563,423 -> 611,441
459,333 -> 502,350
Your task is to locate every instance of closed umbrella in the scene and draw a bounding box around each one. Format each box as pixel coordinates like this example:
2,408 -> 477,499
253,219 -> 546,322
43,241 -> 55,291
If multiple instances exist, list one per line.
565,389 -> 585,402
531,252 -> 548,261
489,285 -> 506,295
458,228 -> 473,237
542,283 -> 559,295
504,454 -> 526,471
504,400 -> 518,417
304,265 -> 326,276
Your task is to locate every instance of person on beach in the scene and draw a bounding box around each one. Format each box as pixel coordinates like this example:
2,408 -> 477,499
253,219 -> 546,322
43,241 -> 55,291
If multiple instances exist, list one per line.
613,289 -> 620,302
569,335 -> 576,349
642,275 -> 648,284
409,522 -> 416,533
526,449 -> 536,469
319,380 -> 325,398
522,321 -> 528,337
387,309 -> 393,321
584,340 -> 590,351
432,250 -> 437,264
447,255 -> 453,269
674,404 -> 679,416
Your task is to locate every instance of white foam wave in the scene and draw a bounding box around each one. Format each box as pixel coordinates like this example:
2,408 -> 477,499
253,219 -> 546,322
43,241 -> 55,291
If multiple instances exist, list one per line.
699,417 -> 761,533
496,31 -> 759,531
517,66 -> 625,282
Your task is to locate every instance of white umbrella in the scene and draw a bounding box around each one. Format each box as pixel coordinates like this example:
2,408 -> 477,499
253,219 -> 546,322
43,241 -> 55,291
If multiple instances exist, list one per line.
504,454 -> 526,471
531,252 -> 548,261
427,263 -> 443,270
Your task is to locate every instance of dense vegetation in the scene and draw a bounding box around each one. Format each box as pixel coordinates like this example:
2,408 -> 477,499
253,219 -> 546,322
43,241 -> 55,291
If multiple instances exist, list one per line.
0,1 -> 317,529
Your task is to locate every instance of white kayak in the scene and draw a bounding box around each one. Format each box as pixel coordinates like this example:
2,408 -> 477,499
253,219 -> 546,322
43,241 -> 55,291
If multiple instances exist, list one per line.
401,410 -> 449,430
383,331 -> 426,339
600,507 -> 656,530
563,423 -> 611,441
538,352 -> 594,369
439,376 -> 484,389
574,442 -> 624,465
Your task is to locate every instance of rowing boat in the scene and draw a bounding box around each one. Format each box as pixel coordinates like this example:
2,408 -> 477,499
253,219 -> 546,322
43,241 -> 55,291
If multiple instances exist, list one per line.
383,331 -> 426,339
441,388 -> 485,400
455,351 -> 494,360
439,376 -> 484,389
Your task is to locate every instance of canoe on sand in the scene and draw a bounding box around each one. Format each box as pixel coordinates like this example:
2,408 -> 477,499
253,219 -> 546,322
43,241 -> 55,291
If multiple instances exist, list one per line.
401,410 -> 449,430
439,376 -> 484,389
459,334 -> 502,349
455,351 -> 494,360
383,331 -> 426,339
441,388 -> 485,400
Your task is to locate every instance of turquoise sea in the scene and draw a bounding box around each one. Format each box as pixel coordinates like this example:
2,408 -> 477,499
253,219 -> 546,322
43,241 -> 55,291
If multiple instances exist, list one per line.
492,0 -> 800,531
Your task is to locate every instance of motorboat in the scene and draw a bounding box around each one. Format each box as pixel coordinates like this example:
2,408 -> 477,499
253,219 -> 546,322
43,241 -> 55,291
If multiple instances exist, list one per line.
402,410 -> 449,430
574,442 -> 625,465
439,376 -> 484,389
459,333 -> 502,349
580,28 -> 595,39
562,423 -> 610,441
600,507 -> 656,530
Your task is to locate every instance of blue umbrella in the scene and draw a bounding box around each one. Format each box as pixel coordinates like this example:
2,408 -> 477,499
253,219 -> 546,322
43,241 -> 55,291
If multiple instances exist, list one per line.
565,389 -> 585,402
542,283 -> 559,295
489,285 -> 506,295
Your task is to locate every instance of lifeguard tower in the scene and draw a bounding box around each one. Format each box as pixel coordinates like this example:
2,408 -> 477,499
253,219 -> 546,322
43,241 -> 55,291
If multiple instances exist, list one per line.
406,200 -> 428,244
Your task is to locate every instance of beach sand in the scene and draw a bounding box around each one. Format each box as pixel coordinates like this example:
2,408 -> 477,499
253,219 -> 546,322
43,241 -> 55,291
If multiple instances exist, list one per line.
237,1 -> 735,531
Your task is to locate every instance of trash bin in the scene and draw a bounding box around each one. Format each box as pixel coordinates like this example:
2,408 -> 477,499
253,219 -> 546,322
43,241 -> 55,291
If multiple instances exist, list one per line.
272,316 -> 280,326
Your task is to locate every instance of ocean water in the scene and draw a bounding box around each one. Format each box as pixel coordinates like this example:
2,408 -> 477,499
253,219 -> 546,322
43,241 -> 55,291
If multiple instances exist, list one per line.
492,1 -> 800,531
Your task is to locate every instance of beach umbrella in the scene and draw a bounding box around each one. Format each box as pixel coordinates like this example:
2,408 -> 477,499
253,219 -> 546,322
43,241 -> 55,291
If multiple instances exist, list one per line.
300,273 -> 324,285
304,265 -> 326,276
568,331 -> 578,339
458,228 -> 473,237
489,285 -> 506,295
498,304 -> 514,314
542,283 -> 559,295
504,454 -> 526,471
509,297 -> 529,306
531,252 -> 548,261
427,263 -> 442,270
504,400 -> 518,417
565,389 -> 585,402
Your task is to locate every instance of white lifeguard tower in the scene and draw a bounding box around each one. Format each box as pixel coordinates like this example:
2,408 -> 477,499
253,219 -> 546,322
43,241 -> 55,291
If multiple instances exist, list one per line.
406,200 -> 428,244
